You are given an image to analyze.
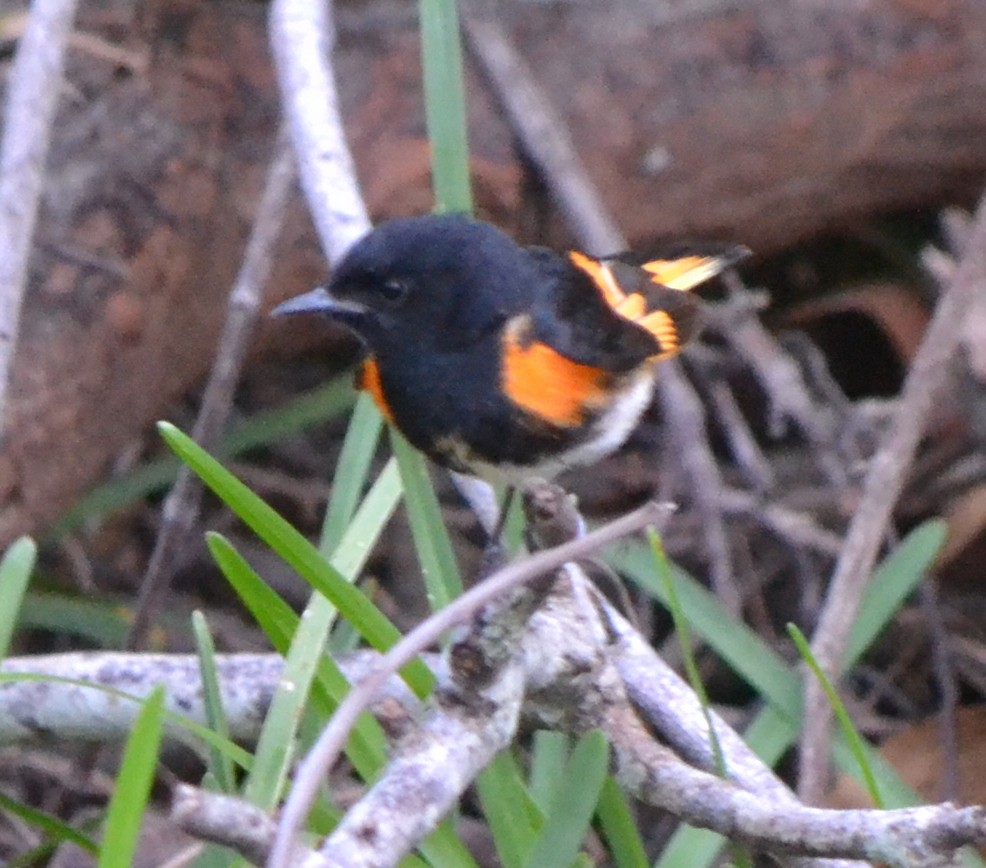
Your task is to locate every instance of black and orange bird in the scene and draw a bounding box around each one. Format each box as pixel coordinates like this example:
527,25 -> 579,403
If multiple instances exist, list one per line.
274,214 -> 747,486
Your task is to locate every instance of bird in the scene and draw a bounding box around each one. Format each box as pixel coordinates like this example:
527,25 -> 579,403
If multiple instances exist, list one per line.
274,213 -> 747,487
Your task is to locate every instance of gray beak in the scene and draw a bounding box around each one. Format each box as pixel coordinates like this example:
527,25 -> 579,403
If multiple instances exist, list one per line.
271,287 -> 365,319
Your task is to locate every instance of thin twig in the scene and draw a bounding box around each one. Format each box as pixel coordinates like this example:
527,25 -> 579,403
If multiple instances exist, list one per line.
718,488 -> 843,558
707,380 -> 776,490
658,361 -> 743,615
800,189 -> 986,802
172,785 -> 280,866
125,133 -> 296,649
0,0 -> 80,438
710,278 -> 849,487
308,651 -> 526,867
460,13 -> 624,252
918,578 -> 960,802
268,0 -> 370,263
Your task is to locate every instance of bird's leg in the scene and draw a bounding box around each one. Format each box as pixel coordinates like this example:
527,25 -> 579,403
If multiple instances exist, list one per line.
478,485 -> 516,576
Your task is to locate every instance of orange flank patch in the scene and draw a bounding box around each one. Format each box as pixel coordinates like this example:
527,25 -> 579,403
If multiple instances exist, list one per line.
357,357 -> 395,423
642,256 -> 720,291
502,320 -> 607,427
568,251 -> 625,307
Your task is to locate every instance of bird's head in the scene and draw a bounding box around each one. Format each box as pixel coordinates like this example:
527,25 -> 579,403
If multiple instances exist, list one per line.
273,214 -> 529,350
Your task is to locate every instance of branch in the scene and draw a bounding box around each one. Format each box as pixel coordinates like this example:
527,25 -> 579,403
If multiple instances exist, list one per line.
268,0 -> 370,263
172,785 -> 279,867
800,188 -> 986,802
266,497 -> 670,868
303,654 -> 525,868
0,0 -> 80,437
0,651 -> 422,746
704,286 -> 848,486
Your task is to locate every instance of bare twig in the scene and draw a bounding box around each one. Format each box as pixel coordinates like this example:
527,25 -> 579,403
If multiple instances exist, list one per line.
709,279 -> 849,486
268,0 -> 370,262
658,361 -> 743,615
126,132 -> 296,649
526,576 -> 980,868
0,653 -> 286,745
708,380 -> 776,490
718,488 -> 843,557
266,500 -> 669,868
0,0 -> 80,438
461,14 -> 624,252
612,705 -> 985,866
800,189 -> 986,802
178,562 -> 986,867
448,470 -> 502,538
306,653 -> 525,868
918,578 -> 960,802
937,207 -> 986,384
10,614 -> 983,866
172,785 -> 281,866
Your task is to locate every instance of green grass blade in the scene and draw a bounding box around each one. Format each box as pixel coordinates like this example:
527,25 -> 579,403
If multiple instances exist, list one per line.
417,820 -> 482,868
528,731 -> 569,813
240,455 -> 404,806
322,394 -> 388,653
522,730 -> 609,868
158,422 -> 431,696
207,532 -> 300,651
611,545 -> 798,714
420,0 -> 472,213
476,751 -> 544,868
391,430 -> 463,608
243,593 -> 333,807
595,776 -> 648,868
0,791 -> 98,855
788,624 -> 883,807
320,392 -> 384,553
0,537 -> 36,656
191,610 -> 235,793
330,456 -> 403,581
206,533 -> 387,784
18,593 -> 129,646
846,518 -> 946,663
97,686 -> 166,868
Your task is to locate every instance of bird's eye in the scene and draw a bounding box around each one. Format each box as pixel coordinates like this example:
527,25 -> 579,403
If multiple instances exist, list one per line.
379,277 -> 410,304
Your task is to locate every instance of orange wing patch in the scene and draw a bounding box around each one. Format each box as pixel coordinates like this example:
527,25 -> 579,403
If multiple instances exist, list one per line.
568,250 -> 625,307
358,357 -> 395,423
569,244 -> 747,362
641,255 -> 725,292
502,317 -> 607,427
568,249 -> 693,360
639,310 -> 680,359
